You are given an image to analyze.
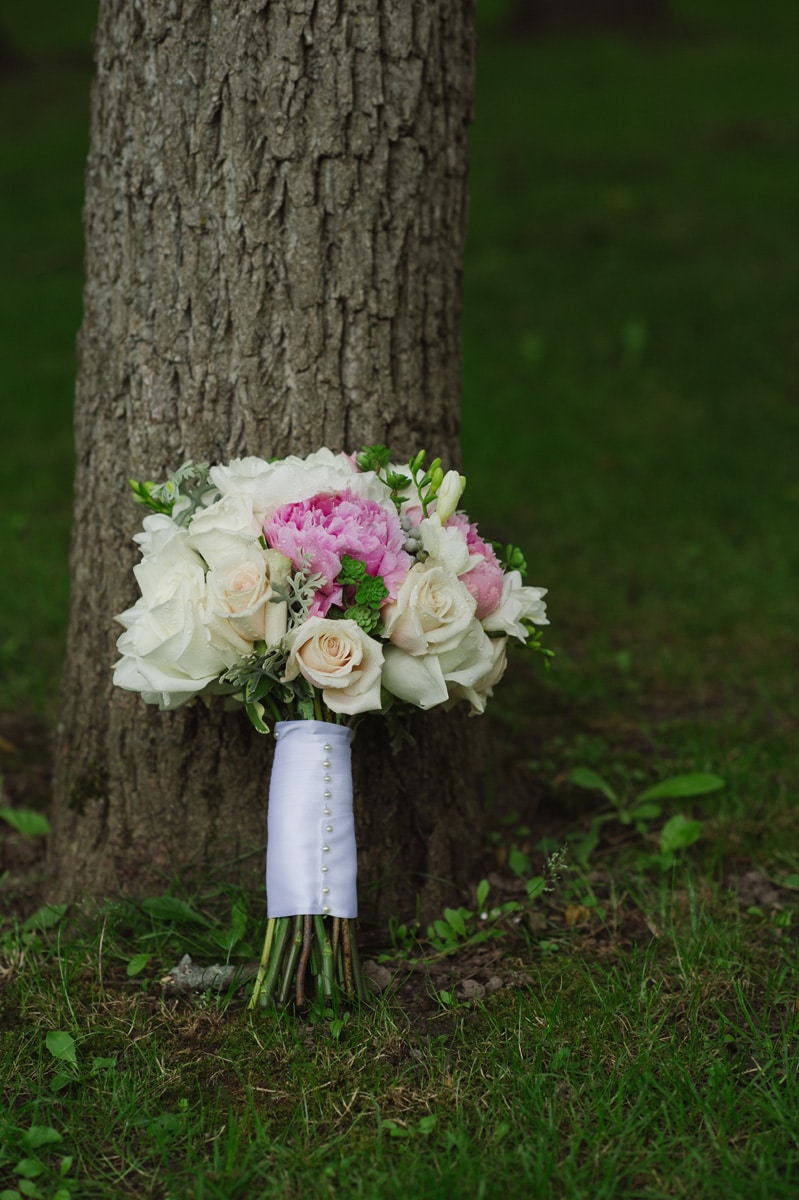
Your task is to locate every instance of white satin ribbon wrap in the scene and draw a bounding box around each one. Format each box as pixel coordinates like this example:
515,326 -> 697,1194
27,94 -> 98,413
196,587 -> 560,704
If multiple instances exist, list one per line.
266,720 -> 357,919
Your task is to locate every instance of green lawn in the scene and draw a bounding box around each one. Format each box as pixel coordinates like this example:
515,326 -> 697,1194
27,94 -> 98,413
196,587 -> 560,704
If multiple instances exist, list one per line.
1,0 -> 798,1196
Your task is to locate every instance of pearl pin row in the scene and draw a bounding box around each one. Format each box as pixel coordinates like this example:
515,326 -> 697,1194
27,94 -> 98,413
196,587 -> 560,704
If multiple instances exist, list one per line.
321,742 -> 333,913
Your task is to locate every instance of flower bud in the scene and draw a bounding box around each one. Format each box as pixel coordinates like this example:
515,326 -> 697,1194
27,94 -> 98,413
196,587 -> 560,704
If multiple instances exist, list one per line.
435,470 -> 466,524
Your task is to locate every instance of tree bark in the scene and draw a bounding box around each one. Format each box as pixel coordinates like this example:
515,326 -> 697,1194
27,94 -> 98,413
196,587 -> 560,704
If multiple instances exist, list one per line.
51,0 -> 484,926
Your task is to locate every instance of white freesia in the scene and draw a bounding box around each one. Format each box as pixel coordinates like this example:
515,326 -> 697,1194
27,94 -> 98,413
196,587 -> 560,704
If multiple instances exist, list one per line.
114,527 -> 236,709
417,513 -> 479,576
186,493 -> 261,568
382,560 -> 477,657
282,618 -> 384,715
434,470 -> 467,524
209,449 -> 391,522
482,571 -> 549,641
382,619 -> 496,712
205,546 -> 291,644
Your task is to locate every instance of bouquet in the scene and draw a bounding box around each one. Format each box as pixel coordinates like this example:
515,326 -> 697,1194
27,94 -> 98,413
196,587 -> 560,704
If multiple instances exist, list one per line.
114,445 -> 549,1008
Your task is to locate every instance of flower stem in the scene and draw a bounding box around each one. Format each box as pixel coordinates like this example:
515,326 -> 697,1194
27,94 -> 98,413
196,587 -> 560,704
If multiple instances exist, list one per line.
248,917 -> 276,1010
295,914 -> 314,1008
313,914 -> 335,998
278,915 -> 304,1006
260,916 -> 291,1006
340,916 -> 355,996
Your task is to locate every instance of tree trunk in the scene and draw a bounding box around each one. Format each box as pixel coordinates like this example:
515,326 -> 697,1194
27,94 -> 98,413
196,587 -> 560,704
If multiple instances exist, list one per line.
51,0 -> 484,927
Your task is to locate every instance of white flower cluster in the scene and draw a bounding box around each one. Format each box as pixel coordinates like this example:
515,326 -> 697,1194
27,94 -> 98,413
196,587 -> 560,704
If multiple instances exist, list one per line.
113,448 -> 548,722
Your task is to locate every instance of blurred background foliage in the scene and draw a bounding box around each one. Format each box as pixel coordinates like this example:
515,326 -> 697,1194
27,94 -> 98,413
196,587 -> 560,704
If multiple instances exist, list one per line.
0,1 -> 797,832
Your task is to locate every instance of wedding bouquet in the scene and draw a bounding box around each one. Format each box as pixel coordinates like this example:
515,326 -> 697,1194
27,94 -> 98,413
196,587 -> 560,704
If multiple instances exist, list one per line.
114,445 -> 549,1008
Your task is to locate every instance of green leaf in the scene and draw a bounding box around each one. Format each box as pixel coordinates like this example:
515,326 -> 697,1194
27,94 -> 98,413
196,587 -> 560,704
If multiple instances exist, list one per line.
443,907 -> 467,937
141,896 -> 211,926
21,904 -> 67,932
46,1031 -> 77,1066
526,876 -> 546,902
245,700 -> 270,735
90,1057 -> 117,1074
23,1127 -> 63,1149
626,802 -> 662,822
0,1189 -> 22,1200
660,814 -> 703,854
356,444 -> 392,472
0,808 -> 50,837
383,1120 -> 410,1138
13,1162 -> 44,1181
568,767 -> 618,804
17,1183 -> 43,1199
417,1115 -> 438,1135
214,903 -> 248,953
126,953 -> 152,977
638,773 -> 724,802
476,879 -> 490,911
50,1072 -> 74,1093
508,846 -> 531,877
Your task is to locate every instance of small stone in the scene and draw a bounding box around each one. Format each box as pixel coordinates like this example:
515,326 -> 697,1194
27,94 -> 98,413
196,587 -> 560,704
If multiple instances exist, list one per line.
456,978 -> 486,1001
363,960 -> 393,993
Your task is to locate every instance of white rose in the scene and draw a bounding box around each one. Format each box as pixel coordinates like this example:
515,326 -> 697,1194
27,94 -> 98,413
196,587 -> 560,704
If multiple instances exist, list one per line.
382,619 -> 496,712
482,571 -> 548,641
205,547 -> 291,645
210,449 -> 391,522
186,493 -> 261,568
382,560 -> 477,656
114,554 -> 230,710
446,635 -> 508,715
282,617 -> 384,715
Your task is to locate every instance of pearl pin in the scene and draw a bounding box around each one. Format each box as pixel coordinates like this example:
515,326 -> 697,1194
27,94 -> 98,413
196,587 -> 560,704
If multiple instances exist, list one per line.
323,743 -> 332,751
322,845 -> 330,853
321,865 -> 329,872
325,825 -> 333,832
324,791 -> 332,798
322,759 -> 331,768
322,887 -> 330,895
322,906 -> 330,914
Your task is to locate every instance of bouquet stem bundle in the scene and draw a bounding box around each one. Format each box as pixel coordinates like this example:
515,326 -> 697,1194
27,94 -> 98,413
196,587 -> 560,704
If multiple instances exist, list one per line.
248,914 -> 366,1009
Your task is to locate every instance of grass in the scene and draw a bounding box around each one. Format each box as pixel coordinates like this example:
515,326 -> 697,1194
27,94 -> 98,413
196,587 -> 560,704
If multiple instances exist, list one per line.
2,0 -> 799,1195
2,868 -> 799,1197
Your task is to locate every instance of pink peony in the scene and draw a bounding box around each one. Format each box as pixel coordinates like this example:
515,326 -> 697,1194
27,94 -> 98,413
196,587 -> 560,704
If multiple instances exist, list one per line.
264,490 -> 411,616
447,512 -> 505,620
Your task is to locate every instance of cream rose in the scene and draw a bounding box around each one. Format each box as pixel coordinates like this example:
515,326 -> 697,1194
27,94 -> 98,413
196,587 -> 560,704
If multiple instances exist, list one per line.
382,560 -> 477,657
205,547 -> 291,645
282,618 -> 384,715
